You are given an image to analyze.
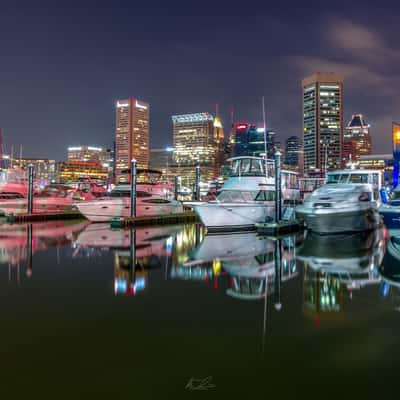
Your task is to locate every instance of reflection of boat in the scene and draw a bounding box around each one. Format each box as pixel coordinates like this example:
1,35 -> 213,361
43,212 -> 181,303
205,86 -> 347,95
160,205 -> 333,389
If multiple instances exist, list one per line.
74,223 -> 181,258
75,184 -> 183,222
297,229 -> 385,289
0,185 -> 76,215
296,170 -> 382,234
0,220 -> 89,266
172,231 -> 299,300
191,156 -> 300,232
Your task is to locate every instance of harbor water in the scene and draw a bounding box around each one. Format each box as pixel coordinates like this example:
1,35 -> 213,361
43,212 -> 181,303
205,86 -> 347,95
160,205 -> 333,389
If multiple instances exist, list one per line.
0,220 -> 400,397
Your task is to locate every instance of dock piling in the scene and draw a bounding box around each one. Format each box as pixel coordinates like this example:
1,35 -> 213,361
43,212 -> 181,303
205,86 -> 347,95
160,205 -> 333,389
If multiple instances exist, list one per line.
27,164 -> 34,214
130,159 -> 137,218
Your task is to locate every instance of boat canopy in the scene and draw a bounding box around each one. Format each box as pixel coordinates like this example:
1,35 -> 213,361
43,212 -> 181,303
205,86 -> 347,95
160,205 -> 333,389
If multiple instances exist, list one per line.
225,156 -> 297,179
326,169 -> 382,189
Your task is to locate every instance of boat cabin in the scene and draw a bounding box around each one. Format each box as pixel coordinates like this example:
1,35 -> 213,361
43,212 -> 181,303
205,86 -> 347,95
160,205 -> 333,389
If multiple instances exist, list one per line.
326,169 -> 382,189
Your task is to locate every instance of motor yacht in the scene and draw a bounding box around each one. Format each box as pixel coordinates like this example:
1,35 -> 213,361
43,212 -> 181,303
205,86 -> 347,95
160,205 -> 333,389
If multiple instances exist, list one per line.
379,186 -> 400,230
190,156 -> 300,232
0,184 -> 77,215
75,184 -> 183,222
296,169 -> 383,234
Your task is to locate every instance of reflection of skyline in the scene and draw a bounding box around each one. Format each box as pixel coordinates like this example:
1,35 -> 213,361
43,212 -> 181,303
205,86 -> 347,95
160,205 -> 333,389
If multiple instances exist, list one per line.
73,222 -> 204,297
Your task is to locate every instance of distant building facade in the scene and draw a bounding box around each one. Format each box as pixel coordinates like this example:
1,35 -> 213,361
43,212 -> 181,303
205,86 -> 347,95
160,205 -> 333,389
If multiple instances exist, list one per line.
343,114 -> 372,165
115,98 -> 149,183
172,113 -> 219,186
302,72 -> 343,175
284,136 -> 303,170
232,122 -> 275,159
358,154 -> 393,183
16,158 -> 57,182
58,161 -> 108,183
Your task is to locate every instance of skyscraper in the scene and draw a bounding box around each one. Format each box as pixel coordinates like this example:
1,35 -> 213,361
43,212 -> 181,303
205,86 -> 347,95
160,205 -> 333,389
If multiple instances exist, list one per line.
232,123 -> 275,159
343,114 -> 372,165
284,136 -> 303,168
302,72 -> 343,175
171,113 -> 218,186
213,116 -> 226,176
115,98 -> 149,183
172,113 -> 216,165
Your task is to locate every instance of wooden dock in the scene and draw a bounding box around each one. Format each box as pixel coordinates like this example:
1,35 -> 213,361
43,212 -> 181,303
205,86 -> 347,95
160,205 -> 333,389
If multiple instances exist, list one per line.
110,211 -> 199,228
255,220 -> 303,236
4,211 -> 84,224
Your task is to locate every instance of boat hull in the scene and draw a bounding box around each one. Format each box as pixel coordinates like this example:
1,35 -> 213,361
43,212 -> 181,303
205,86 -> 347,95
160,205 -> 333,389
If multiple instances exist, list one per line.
192,202 -> 274,232
75,198 -> 184,222
379,205 -> 400,229
0,198 -> 74,215
296,207 -> 381,234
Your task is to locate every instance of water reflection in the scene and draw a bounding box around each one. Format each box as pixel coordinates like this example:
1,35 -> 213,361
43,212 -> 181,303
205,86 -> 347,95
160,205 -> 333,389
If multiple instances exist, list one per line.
297,229 -> 386,321
0,220 -> 89,282
378,229 -> 400,306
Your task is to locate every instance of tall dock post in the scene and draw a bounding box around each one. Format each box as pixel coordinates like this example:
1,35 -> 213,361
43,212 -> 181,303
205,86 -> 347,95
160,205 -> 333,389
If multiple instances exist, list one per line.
274,151 -> 282,223
130,159 -> 137,218
174,175 -> 180,200
27,164 -> 34,214
274,239 -> 282,311
195,165 -> 201,201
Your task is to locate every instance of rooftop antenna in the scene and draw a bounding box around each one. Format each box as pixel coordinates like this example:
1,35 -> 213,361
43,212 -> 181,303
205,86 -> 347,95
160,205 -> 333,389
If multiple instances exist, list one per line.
215,102 -> 219,118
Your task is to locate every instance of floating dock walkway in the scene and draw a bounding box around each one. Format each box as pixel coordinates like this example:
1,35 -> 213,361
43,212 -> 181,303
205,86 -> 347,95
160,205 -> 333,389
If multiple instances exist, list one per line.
110,211 -> 198,228
255,220 -> 303,236
4,211 -> 84,224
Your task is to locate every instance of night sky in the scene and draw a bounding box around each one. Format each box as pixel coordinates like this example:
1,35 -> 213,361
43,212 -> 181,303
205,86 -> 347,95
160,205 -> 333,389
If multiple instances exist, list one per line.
0,0 -> 399,160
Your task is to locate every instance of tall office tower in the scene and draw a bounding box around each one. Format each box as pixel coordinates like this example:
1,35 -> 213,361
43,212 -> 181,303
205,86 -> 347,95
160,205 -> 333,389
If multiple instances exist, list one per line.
284,136 -> 303,167
302,72 -> 343,175
67,145 -> 108,163
343,114 -> 372,165
232,122 -> 275,158
172,113 -> 217,165
213,116 -> 225,176
115,98 -> 149,183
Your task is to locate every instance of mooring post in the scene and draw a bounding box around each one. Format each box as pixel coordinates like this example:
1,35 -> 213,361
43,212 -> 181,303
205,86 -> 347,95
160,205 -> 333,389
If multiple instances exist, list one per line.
27,164 -> 34,214
274,239 -> 282,311
26,223 -> 33,278
130,159 -> 137,218
274,151 -> 282,223
195,165 -> 201,201
174,175 -> 180,200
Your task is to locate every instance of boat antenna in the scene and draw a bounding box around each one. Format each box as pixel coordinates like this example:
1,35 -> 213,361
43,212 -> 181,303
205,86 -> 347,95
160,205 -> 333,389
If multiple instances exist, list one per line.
10,145 -> 14,168
262,96 -> 268,177
19,145 -> 22,165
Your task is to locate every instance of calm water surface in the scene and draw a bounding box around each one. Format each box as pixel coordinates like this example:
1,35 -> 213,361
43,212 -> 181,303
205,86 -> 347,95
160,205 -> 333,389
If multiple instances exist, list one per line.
0,220 -> 399,398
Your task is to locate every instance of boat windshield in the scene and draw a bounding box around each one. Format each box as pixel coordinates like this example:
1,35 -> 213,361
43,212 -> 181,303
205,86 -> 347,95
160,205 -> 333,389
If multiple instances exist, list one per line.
327,173 -> 374,184
216,190 -> 258,202
227,158 -> 273,177
327,174 -> 350,183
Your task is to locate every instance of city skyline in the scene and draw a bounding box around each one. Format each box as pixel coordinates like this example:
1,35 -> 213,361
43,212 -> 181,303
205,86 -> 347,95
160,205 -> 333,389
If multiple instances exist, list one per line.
0,2 -> 399,160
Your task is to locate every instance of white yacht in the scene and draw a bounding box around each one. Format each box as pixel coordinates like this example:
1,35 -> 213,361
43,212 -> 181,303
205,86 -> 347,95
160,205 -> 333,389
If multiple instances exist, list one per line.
296,169 -> 383,234
190,156 -> 300,232
75,185 -> 184,222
